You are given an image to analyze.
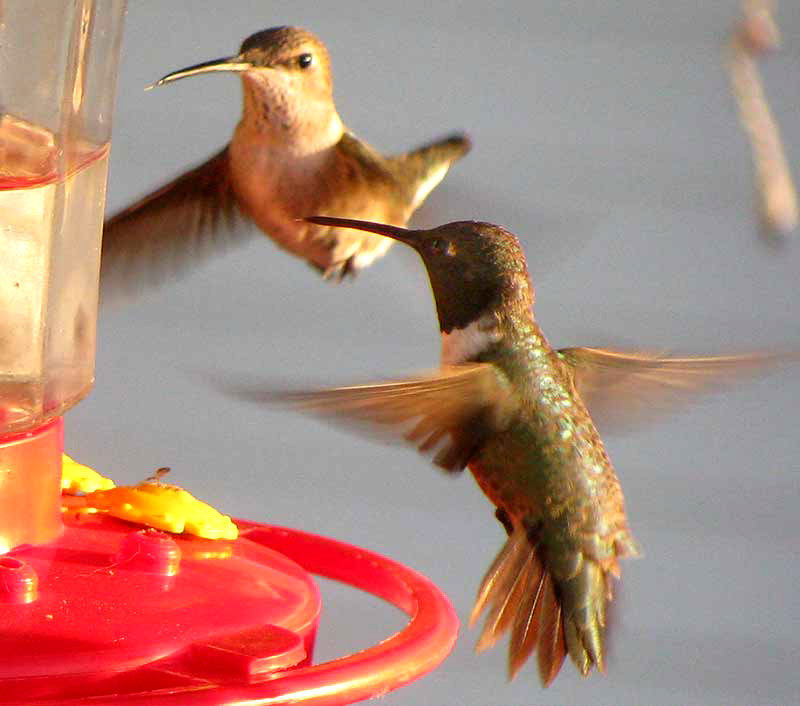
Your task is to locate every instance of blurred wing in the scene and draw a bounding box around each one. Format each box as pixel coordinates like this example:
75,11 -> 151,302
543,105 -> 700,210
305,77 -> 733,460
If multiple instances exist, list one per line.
391,132 -> 472,211
558,346 -> 792,431
231,363 -> 518,472
101,148 -> 253,302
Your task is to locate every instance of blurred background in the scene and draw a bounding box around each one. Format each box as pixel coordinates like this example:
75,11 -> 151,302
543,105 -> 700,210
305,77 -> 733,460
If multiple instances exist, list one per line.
70,2 -> 799,704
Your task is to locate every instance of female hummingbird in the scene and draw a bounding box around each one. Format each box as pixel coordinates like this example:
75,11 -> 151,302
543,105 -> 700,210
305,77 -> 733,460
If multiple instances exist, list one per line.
229,215 -> 786,686
101,26 -> 470,297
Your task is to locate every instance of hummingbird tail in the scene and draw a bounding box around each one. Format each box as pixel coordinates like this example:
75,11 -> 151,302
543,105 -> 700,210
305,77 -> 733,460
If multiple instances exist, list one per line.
470,526 -> 620,686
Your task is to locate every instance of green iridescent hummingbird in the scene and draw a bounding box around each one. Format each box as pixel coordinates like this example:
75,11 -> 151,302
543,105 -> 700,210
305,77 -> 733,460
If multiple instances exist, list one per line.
100,26 -> 470,297
228,216 -> 783,686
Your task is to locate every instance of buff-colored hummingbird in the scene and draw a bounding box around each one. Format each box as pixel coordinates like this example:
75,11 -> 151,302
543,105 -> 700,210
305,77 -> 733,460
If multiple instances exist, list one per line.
101,26 -> 470,297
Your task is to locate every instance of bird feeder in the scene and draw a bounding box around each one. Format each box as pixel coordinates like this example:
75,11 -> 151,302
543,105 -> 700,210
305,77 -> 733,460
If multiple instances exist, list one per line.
0,3 -> 458,703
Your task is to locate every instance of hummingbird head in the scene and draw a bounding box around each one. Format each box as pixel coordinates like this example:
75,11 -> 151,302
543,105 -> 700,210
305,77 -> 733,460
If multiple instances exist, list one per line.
236,26 -> 334,99
306,217 -> 534,334
151,27 -> 340,144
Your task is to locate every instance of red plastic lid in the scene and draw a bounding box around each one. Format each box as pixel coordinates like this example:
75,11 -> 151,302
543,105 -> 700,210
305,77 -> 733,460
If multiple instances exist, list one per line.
0,517 -> 458,705
0,514 -> 319,700
0,420 -> 458,704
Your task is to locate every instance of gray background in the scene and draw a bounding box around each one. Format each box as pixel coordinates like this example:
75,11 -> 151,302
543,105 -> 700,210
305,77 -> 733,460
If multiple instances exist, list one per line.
71,2 -> 799,704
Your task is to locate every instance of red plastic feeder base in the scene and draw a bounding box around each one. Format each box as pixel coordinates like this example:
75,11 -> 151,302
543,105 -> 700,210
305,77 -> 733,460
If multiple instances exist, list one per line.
0,420 -> 458,703
0,516 -> 458,705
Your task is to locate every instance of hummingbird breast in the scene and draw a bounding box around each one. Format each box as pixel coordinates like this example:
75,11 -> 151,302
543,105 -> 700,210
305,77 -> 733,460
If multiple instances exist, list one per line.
469,340 -> 634,573
466,342 -> 639,680
228,123 -> 405,274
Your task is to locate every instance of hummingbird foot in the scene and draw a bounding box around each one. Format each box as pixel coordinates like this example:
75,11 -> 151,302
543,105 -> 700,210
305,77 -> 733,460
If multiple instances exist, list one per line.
321,255 -> 358,281
495,507 -> 514,536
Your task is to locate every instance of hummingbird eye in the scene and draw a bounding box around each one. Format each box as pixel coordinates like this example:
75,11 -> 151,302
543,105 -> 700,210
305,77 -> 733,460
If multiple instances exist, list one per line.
297,53 -> 314,69
429,238 -> 456,257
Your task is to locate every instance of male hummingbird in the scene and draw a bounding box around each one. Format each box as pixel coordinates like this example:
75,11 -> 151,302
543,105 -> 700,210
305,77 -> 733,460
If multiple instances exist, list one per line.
228,215 -> 788,686
101,26 -> 471,296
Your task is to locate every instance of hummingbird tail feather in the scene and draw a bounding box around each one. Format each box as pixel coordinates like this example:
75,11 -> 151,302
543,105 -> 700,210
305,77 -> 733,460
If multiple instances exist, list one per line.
535,572 -> 566,686
470,528 -> 565,685
558,558 -> 609,676
471,527 -> 618,686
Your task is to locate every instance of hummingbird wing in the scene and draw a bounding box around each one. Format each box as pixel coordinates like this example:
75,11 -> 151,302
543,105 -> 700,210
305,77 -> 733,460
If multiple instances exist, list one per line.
100,148 -> 251,301
387,133 -> 472,212
230,363 -> 517,472
558,347 -> 791,431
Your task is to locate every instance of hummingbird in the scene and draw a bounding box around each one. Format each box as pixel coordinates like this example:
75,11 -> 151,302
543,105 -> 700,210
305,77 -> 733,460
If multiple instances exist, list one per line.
225,215 -> 790,686
100,26 -> 471,297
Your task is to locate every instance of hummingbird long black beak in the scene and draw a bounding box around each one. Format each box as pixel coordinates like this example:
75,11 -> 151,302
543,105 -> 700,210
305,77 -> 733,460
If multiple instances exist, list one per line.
305,216 -> 418,247
147,56 -> 254,89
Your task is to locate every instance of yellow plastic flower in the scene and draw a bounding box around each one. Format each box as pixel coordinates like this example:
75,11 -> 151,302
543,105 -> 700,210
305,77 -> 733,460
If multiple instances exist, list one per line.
81,472 -> 239,540
63,460 -> 238,541
61,454 -> 116,494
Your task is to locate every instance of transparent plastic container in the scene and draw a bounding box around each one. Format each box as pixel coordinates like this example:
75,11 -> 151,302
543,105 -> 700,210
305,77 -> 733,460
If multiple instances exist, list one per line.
0,0 -> 126,434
